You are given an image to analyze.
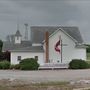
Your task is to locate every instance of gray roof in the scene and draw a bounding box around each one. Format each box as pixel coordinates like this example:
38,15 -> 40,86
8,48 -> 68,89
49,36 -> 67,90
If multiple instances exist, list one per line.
15,30 -> 22,36
3,26 -> 84,52
31,26 -> 83,43
2,41 -> 32,51
10,46 -> 44,52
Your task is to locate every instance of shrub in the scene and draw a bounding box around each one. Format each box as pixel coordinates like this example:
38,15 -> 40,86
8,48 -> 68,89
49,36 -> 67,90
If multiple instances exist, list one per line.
0,51 -> 10,62
10,64 -> 15,69
10,64 -> 20,69
86,61 -> 90,68
69,59 -> 88,69
0,63 -> 2,69
14,64 -> 20,69
0,61 -> 10,69
19,58 -> 39,70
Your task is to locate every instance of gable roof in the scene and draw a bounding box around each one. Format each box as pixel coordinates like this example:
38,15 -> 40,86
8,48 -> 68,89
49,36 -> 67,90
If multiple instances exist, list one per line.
2,40 -> 44,52
3,26 -> 84,52
31,26 -> 83,44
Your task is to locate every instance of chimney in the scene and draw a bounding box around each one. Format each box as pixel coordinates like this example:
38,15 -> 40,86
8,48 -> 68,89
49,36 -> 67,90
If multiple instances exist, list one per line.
45,31 -> 49,63
24,23 -> 28,41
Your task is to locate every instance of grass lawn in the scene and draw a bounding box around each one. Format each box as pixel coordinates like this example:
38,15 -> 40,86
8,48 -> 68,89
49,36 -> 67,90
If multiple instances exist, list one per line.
0,81 -> 90,90
0,81 -> 71,90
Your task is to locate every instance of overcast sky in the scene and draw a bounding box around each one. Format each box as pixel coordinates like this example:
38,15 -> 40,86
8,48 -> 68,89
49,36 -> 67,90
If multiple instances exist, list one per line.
0,0 -> 90,43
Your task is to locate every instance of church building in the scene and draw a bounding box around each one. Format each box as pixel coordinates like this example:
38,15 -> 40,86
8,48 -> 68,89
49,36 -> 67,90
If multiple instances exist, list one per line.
3,26 -> 87,68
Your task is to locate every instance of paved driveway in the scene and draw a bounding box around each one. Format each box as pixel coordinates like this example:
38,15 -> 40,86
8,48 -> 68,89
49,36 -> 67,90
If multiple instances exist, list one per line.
0,69 -> 90,82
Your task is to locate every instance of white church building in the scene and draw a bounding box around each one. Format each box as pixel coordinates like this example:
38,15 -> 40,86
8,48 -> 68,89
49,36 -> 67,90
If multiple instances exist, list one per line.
3,26 -> 87,67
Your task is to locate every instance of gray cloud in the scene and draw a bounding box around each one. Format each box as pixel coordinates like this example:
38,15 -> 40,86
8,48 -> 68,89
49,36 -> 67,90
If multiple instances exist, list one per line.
0,0 -> 90,43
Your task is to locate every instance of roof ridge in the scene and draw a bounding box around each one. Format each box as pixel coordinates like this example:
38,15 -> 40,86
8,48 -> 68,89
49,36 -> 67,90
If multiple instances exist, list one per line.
31,26 -> 78,28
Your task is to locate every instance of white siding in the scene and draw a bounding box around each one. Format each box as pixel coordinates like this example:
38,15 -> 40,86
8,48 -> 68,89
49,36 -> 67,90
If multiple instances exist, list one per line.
48,30 -> 86,64
11,52 -> 44,65
72,48 -> 86,60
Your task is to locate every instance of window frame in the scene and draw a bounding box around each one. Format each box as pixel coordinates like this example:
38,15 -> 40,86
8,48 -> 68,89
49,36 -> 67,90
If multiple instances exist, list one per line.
17,56 -> 21,61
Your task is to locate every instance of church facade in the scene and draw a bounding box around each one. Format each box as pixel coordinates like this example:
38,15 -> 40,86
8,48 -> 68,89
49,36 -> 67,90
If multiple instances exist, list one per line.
3,26 -> 87,66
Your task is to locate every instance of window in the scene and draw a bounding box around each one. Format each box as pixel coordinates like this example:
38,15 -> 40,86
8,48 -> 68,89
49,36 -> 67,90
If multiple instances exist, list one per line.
35,56 -> 38,61
17,56 -> 21,61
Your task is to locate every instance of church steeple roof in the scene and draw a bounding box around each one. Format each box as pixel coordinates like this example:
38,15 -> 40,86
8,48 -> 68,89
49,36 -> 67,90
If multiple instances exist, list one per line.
15,30 -> 22,37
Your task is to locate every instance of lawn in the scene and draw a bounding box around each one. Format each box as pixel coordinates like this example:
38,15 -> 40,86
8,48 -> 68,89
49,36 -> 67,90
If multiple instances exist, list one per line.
0,81 -> 71,90
0,80 -> 90,90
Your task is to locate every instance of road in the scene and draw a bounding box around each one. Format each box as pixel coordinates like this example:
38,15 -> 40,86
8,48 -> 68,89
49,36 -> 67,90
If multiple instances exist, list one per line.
0,69 -> 90,82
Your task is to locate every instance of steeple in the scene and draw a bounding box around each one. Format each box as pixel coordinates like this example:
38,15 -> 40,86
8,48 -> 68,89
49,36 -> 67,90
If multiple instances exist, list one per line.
14,30 -> 22,44
15,30 -> 22,37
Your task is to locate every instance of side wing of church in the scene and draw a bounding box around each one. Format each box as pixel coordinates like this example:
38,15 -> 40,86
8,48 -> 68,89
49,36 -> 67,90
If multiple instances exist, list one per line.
2,26 -> 87,66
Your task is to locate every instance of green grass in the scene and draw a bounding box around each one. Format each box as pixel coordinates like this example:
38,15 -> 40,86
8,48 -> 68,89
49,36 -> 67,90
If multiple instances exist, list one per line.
31,81 -> 69,86
0,82 -> 71,90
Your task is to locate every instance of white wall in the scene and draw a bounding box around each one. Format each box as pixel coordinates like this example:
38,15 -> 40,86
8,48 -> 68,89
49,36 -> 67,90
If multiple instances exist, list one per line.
11,52 -> 44,65
48,30 -> 86,64
72,48 -> 86,60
